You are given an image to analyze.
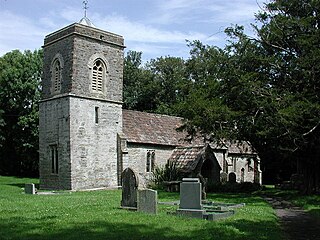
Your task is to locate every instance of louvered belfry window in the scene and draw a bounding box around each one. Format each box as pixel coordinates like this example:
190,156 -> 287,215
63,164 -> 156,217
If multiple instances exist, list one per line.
53,60 -> 61,92
92,59 -> 104,91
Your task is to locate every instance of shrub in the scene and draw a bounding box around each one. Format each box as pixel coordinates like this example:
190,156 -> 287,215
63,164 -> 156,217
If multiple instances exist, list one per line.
152,161 -> 184,189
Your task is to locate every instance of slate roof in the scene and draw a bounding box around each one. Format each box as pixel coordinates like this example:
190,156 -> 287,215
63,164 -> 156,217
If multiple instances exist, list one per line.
122,110 -> 188,146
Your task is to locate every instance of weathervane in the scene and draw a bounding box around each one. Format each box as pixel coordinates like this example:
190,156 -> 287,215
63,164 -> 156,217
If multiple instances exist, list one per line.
83,0 -> 88,18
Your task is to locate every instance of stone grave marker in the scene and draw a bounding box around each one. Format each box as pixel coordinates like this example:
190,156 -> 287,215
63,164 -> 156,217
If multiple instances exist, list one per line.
121,168 -> 138,209
220,172 -> 228,183
179,178 -> 202,209
137,189 -> 157,214
177,178 -> 204,218
25,183 -> 36,194
228,172 -> 236,183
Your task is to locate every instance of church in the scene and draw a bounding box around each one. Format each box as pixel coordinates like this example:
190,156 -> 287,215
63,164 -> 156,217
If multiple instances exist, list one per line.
39,17 -> 262,190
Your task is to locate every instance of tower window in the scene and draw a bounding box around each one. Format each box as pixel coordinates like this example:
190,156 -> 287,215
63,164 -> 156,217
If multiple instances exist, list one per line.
92,59 -> 104,92
52,59 -> 61,92
50,145 -> 59,174
146,150 -> 155,172
95,107 -> 99,124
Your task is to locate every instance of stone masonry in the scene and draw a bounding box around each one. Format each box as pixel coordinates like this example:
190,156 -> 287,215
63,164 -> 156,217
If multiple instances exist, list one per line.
39,23 -> 125,190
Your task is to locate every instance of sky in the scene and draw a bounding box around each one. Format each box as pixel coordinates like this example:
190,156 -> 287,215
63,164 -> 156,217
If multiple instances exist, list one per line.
0,0 -> 266,62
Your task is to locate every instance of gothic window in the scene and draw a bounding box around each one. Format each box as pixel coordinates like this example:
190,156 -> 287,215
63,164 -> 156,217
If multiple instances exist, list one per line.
146,150 -> 155,172
50,145 -> 59,174
91,59 -> 105,92
52,59 -> 61,92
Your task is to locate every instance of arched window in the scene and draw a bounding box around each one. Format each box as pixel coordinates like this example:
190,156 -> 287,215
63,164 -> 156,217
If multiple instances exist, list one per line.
50,53 -> 63,94
146,150 -> 155,172
52,59 -> 61,92
92,59 -> 105,92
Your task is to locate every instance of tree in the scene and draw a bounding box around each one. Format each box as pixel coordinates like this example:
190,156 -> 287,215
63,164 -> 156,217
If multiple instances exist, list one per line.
0,49 -> 42,177
180,0 -> 320,193
123,51 -> 189,115
146,56 -> 188,115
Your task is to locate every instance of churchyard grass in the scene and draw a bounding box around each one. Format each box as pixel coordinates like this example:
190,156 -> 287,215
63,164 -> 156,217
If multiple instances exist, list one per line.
0,176 -> 281,240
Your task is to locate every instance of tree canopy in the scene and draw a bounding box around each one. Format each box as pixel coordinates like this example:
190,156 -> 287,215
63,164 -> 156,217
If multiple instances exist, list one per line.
0,49 -> 42,177
175,0 -> 320,193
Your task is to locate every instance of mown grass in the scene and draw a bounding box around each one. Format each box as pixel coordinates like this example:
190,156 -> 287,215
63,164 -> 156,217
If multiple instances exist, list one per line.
0,176 -> 281,240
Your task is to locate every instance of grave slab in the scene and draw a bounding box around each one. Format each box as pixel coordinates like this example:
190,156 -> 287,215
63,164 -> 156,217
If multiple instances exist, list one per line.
137,189 -> 157,214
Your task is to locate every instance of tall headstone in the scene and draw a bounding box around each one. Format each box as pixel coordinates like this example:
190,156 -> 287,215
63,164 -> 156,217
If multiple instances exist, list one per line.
177,178 -> 204,218
137,189 -> 157,214
25,183 -> 36,194
179,178 -> 202,209
228,172 -> 236,183
121,168 -> 138,209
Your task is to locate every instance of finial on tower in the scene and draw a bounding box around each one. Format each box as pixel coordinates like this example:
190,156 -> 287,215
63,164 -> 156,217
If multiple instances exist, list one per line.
83,0 -> 88,17
79,0 -> 95,27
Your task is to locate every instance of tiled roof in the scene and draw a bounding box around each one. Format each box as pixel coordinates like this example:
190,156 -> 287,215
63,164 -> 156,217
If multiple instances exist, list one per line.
122,110 -> 188,146
122,109 -> 257,155
168,146 -> 205,173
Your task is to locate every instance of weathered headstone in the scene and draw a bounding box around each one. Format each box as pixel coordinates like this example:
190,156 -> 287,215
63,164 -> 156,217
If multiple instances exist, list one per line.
228,172 -> 236,183
220,172 -> 228,183
177,178 -> 204,218
121,168 -> 138,209
137,189 -> 157,214
25,183 -> 36,194
179,178 -> 202,209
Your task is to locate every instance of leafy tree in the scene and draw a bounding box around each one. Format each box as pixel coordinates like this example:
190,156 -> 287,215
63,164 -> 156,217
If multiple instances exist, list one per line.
146,56 -> 189,115
123,51 -> 189,115
180,0 -> 320,193
0,49 -> 42,177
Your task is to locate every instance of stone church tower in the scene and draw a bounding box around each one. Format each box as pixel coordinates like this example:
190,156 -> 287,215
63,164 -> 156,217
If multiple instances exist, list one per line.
39,21 -> 125,190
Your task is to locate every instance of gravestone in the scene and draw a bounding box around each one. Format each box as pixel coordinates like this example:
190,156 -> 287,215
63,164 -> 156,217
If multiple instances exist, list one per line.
25,183 -> 36,194
137,189 -> 157,214
179,178 -> 202,209
220,172 -> 228,183
121,168 -> 138,209
177,178 -> 204,218
228,172 -> 236,183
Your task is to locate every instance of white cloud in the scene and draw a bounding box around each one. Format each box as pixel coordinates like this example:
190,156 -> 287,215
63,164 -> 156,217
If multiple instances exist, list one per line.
0,11 -> 47,55
206,1 -> 259,23
95,13 -> 213,44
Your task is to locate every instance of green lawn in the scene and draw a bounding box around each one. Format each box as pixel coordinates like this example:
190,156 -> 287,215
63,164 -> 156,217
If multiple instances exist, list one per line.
0,176 -> 281,240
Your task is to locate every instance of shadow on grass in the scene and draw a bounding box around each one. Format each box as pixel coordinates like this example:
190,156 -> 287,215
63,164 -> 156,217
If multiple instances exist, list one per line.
308,208 -> 320,218
6,183 -> 40,189
0,216 -> 280,240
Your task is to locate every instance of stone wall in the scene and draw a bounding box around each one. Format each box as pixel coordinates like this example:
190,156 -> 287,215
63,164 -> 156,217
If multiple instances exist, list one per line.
40,23 -> 125,190
226,155 -> 262,184
42,23 -> 124,101
122,143 -> 176,187
69,97 -> 122,189
39,97 -> 71,190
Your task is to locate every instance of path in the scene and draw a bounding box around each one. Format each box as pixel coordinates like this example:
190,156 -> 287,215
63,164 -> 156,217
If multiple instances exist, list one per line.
264,197 -> 320,240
